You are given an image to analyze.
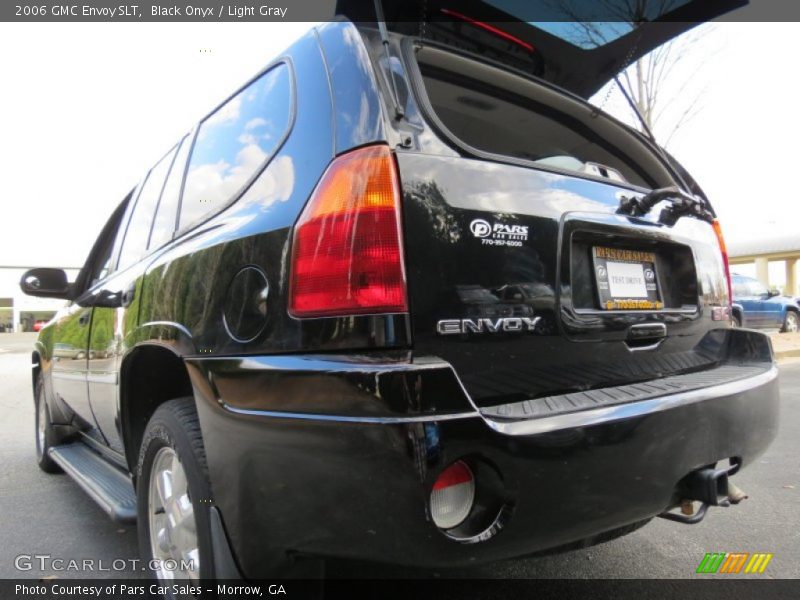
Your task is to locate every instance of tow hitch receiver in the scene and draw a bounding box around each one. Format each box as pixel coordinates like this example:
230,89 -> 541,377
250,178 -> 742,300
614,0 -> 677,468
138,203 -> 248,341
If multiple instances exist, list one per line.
686,466 -> 733,507
659,462 -> 746,525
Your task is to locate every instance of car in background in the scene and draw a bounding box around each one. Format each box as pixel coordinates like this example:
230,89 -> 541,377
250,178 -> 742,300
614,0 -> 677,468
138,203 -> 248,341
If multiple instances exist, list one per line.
52,343 -> 87,360
731,273 -> 800,332
32,320 -> 48,332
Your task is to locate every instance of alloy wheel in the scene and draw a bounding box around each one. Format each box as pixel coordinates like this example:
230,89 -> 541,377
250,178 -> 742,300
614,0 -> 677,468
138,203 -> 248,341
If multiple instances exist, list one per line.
147,446 -> 199,581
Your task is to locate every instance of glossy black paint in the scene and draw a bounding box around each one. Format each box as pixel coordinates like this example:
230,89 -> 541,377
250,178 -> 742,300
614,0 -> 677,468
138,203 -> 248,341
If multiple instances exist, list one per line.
188,337 -> 777,576
316,21 -> 386,155
397,152 -> 728,406
19,268 -> 70,298
25,18 -> 779,578
190,352 -> 472,419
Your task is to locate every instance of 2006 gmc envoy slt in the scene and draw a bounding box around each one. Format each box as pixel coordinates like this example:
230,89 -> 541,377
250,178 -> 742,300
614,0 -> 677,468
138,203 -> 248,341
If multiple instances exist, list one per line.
21,0 -> 778,587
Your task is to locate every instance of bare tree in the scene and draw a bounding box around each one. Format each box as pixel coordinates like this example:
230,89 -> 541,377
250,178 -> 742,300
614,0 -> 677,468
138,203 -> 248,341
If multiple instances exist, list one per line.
613,30 -> 709,148
546,0 -> 713,148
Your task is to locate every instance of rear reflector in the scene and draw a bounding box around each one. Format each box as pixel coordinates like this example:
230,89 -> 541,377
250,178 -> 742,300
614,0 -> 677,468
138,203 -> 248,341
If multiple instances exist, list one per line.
289,145 -> 408,318
430,461 -> 475,530
712,219 -> 732,306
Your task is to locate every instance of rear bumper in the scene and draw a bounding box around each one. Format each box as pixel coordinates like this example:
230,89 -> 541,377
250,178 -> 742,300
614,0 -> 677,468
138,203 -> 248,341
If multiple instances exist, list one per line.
186,329 -> 779,578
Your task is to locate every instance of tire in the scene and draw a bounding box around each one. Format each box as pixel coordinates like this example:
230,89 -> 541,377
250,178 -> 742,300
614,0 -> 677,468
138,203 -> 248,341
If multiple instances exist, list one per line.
137,398 -> 214,586
75,351 -> 86,360
34,372 -> 62,473
781,310 -> 799,333
731,314 -> 741,328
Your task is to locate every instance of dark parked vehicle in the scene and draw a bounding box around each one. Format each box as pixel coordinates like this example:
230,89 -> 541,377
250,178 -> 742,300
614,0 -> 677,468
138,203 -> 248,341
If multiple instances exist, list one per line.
21,1 -> 778,586
731,273 -> 800,332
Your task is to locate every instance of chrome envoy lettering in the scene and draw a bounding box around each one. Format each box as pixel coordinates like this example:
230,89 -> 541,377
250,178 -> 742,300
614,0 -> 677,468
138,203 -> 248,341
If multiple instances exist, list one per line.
437,317 -> 541,335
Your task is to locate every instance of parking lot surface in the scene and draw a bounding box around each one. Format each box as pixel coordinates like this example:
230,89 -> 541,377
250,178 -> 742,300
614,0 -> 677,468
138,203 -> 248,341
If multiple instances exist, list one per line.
0,333 -> 797,580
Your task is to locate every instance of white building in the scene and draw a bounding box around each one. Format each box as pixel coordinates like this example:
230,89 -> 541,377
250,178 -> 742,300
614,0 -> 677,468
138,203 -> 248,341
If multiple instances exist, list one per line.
0,266 -> 80,332
728,233 -> 800,296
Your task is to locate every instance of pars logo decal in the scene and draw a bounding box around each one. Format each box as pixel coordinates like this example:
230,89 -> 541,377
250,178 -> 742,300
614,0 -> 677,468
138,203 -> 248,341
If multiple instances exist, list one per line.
469,219 -> 529,247
470,219 -> 492,238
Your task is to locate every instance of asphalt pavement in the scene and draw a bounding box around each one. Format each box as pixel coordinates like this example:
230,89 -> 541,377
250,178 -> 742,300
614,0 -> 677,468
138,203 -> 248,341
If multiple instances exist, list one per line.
0,333 -> 797,580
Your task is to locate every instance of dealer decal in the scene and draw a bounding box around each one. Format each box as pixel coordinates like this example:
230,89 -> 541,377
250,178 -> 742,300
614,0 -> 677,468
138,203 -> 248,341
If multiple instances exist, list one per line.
470,218 -> 529,247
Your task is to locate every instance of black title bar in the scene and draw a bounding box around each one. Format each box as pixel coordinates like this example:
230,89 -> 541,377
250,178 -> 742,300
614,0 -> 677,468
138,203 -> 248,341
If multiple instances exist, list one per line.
3,0 -> 800,23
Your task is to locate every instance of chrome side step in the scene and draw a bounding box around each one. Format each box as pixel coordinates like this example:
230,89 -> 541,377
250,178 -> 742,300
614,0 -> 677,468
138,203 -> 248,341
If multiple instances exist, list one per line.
48,443 -> 137,523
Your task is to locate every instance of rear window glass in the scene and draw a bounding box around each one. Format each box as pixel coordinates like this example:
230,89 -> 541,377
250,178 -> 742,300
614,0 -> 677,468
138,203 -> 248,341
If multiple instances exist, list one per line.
747,279 -> 768,297
180,63 -> 292,230
415,46 -> 657,188
118,146 -> 177,270
732,280 -> 745,298
148,133 -> 191,250
485,1 -> 694,49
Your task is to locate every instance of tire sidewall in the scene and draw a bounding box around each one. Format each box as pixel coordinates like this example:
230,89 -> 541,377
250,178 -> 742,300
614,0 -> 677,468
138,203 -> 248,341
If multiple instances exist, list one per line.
136,404 -> 214,582
34,372 -> 61,472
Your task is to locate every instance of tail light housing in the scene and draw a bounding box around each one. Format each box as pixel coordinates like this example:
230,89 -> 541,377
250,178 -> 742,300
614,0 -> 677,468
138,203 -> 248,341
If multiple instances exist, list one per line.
289,145 -> 408,318
430,461 -> 476,530
712,218 -> 732,305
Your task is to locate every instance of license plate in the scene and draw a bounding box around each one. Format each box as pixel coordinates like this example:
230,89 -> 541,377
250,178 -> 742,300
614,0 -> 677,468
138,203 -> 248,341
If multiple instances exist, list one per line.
592,246 -> 663,310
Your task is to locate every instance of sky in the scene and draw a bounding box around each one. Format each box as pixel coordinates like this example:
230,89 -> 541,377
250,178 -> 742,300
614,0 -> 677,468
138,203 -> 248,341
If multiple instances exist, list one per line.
1,21 -> 798,269
0,22 -> 313,268
597,23 -> 800,248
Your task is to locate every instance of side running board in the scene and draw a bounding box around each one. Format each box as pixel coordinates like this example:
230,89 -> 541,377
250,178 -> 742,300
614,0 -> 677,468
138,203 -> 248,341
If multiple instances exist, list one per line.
48,443 -> 137,523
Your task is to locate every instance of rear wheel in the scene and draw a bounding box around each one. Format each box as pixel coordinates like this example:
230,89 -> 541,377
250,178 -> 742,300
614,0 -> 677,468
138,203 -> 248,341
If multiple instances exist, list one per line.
34,373 -> 62,473
782,310 -> 799,333
137,398 -> 214,586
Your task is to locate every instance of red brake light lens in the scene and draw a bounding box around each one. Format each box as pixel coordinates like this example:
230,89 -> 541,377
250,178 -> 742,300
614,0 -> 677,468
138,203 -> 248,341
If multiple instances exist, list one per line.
440,8 -> 536,53
432,460 -> 474,491
289,145 -> 408,318
430,461 -> 476,530
712,218 -> 732,305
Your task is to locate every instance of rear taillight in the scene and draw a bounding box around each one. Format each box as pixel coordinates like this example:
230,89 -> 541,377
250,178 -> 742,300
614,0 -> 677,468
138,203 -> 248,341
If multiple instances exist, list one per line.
289,145 -> 408,318
712,218 -> 732,305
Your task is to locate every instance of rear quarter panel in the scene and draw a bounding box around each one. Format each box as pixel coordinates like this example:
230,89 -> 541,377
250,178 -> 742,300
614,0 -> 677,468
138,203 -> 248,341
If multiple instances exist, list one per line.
137,28 -> 336,355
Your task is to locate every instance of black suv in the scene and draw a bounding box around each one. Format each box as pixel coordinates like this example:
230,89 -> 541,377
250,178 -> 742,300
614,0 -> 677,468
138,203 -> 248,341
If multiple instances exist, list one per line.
22,1 -> 778,584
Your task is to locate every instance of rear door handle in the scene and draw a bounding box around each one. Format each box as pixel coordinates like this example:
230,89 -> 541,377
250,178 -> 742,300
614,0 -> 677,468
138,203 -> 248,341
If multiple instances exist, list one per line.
627,323 -> 667,341
78,311 -> 91,326
626,323 -> 667,351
